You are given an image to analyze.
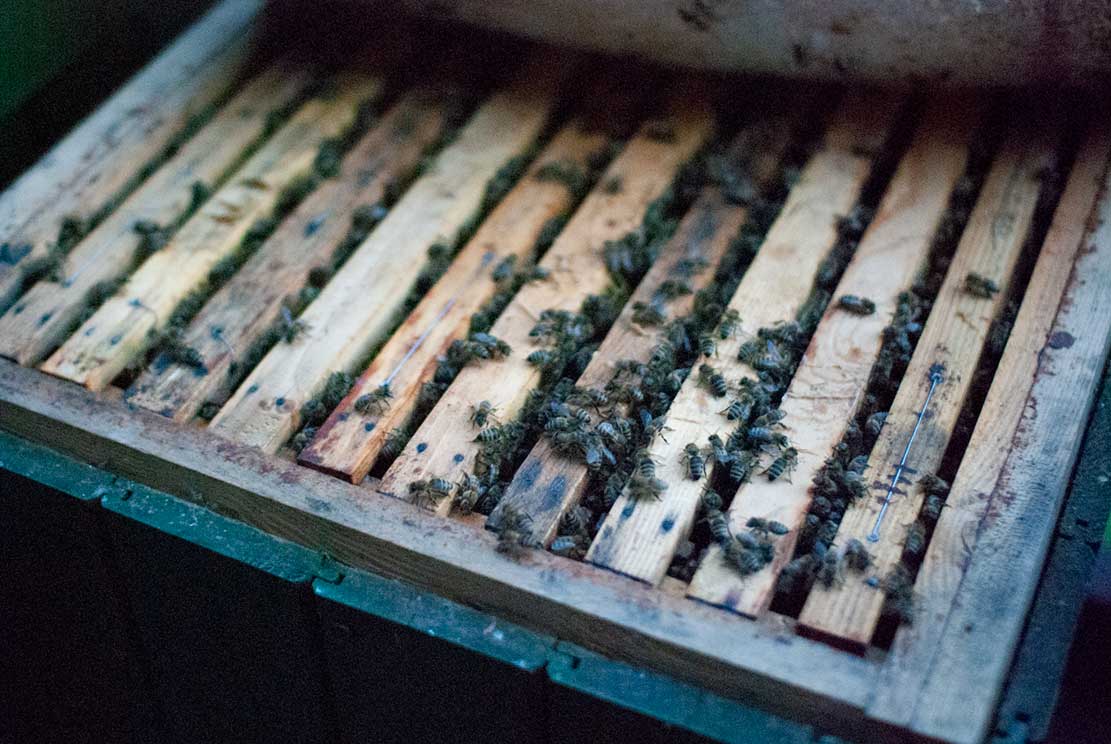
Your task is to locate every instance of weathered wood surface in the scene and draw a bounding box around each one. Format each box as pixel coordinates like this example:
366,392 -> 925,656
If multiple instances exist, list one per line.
488,103 -> 799,546
209,53 -> 571,452
0,357 -> 883,739
124,86 -> 451,422
0,64 -> 311,366
379,88 -> 717,515
686,94 -> 984,615
585,89 -> 907,586
298,118 -> 612,480
796,101 -> 1064,650
41,75 -> 384,390
0,0 -> 262,311
867,114 -> 1111,741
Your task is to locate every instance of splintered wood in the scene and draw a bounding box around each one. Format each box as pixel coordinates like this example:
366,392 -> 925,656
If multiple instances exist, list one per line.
585,89 -> 906,585
42,74 -> 386,390
4,11 -> 1111,740
796,101 -> 1064,650
209,52 -> 570,452
0,0 -> 262,311
686,93 -> 984,615
378,86 -> 716,515
487,99 -> 800,546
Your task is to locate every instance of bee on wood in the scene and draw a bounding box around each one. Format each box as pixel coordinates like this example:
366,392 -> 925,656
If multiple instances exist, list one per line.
918,473 -> 950,496
707,434 -> 731,464
560,505 -> 591,537
705,509 -> 732,546
380,427 -> 408,459
631,301 -> 666,327
721,398 -> 750,421
865,411 -> 887,438
921,494 -> 944,523
656,278 -> 693,299
634,448 -> 659,478
700,487 -> 723,513
354,383 -> 392,415
682,443 -> 706,480
491,255 -> 516,282
470,400 -> 497,428
698,363 -> 728,397
409,478 -> 451,509
728,452 -> 755,483
628,472 -> 668,500
964,272 -> 1000,298
881,564 -> 915,623
815,550 -> 840,588
747,517 -> 789,537
837,295 -> 876,315
752,408 -> 785,428
527,349 -> 558,367
602,472 -> 627,508
698,334 -> 716,357
278,305 -> 308,343
717,308 -> 740,339
903,521 -> 926,557
494,505 -> 534,559
777,555 -> 816,594
724,539 -> 770,575
847,454 -> 869,474
842,538 -> 872,572
474,426 -> 503,444
454,474 -> 483,515
764,448 -> 799,484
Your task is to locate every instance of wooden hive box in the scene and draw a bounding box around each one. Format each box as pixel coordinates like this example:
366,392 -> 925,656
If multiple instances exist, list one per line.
2,2 -> 1110,742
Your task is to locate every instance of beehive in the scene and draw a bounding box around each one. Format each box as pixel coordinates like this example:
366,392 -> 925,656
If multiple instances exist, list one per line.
2,2 -> 1110,742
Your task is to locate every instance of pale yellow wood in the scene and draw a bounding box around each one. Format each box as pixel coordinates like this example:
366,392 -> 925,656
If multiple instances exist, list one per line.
40,75 -> 384,391
0,0 -> 262,311
209,53 -> 572,452
686,94 -> 984,615
298,120 -> 612,480
489,101 -> 801,546
796,102 -> 1064,649
868,117 -> 1111,732
907,132 -> 1111,744
584,88 -> 907,586
124,87 -> 451,422
0,64 -> 311,366
0,357 -> 881,731
379,89 -> 717,514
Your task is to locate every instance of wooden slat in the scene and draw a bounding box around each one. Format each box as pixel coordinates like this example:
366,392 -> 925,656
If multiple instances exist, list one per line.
0,63 -> 311,366
0,0 -> 262,311
298,118 -> 613,480
0,356 -> 884,739
40,74 -> 385,390
488,103 -> 799,546
868,115 -> 1111,736
209,53 -> 572,452
904,128 -> 1111,744
686,94 -> 984,615
124,86 -> 452,422
378,87 -> 717,515
796,101 -> 1064,650
584,88 -> 907,586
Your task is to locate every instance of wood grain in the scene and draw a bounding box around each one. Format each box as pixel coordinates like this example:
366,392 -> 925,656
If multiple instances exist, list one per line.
207,53 -> 572,452
298,119 -> 612,480
40,74 -> 384,390
686,93 -> 984,615
378,88 -> 717,515
0,0 -> 262,311
584,88 -> 907,586
867,115 -> 1111,737
488,102 -> 799,546
0,64 -> 311,366
124,86 -> 451,422
796,100 -> 1064,650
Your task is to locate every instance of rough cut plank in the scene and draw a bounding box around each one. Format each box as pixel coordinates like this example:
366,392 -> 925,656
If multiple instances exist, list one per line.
488,104 -> 800,546
209,53 -> 572,453
868,115 -> 1111,735
378,88 -> 717,515
686,94 -> 984,615
904,128 -> 1111,744
585,88 -> 907,586
0,64 -> 311,367
0,358 -> 884,740
0,0 -> 262,311
796,101 -> 1064,650
124,86 -> 452,422
40,74 -> 384,390
298,118 -> 613,480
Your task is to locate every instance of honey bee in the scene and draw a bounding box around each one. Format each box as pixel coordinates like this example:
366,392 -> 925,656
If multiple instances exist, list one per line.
631,301 -> 666,327
698,334 -> 716,357
815,550 -> 840,588
921,494 -> 943,522
470,400 -> 497,428
721,398 -> 750,421
717,308 -> 740,339
493,505 -> 534,559
278,305 -> 308,343
705,509 -> 732,545
698,364 -> 728,397
918,473 -> 950,496
837,295 -> 876,315
747,517 -> 789,537
527,349 -> 558,366
964,272 -> 1000,298
354,383 -> 392,415
408,478 -> 451,509
707,434 -> 731,464
454,474 -> 483,514
628,472 -> 668,500
728,452 -> 754,483
474,427 -> 503,444
380,427 -> 408,459
865,411 -> 887,438
903,521 -> 926,557
682,443 -> 706,480
764,447 -> 798,481
842,538 -> 872,572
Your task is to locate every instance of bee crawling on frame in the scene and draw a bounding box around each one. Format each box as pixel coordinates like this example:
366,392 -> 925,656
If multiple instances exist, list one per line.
492,505 -> 535,559
354,383 -> 392,415
964,272 -> 1000,298
469,400 -> 498,428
